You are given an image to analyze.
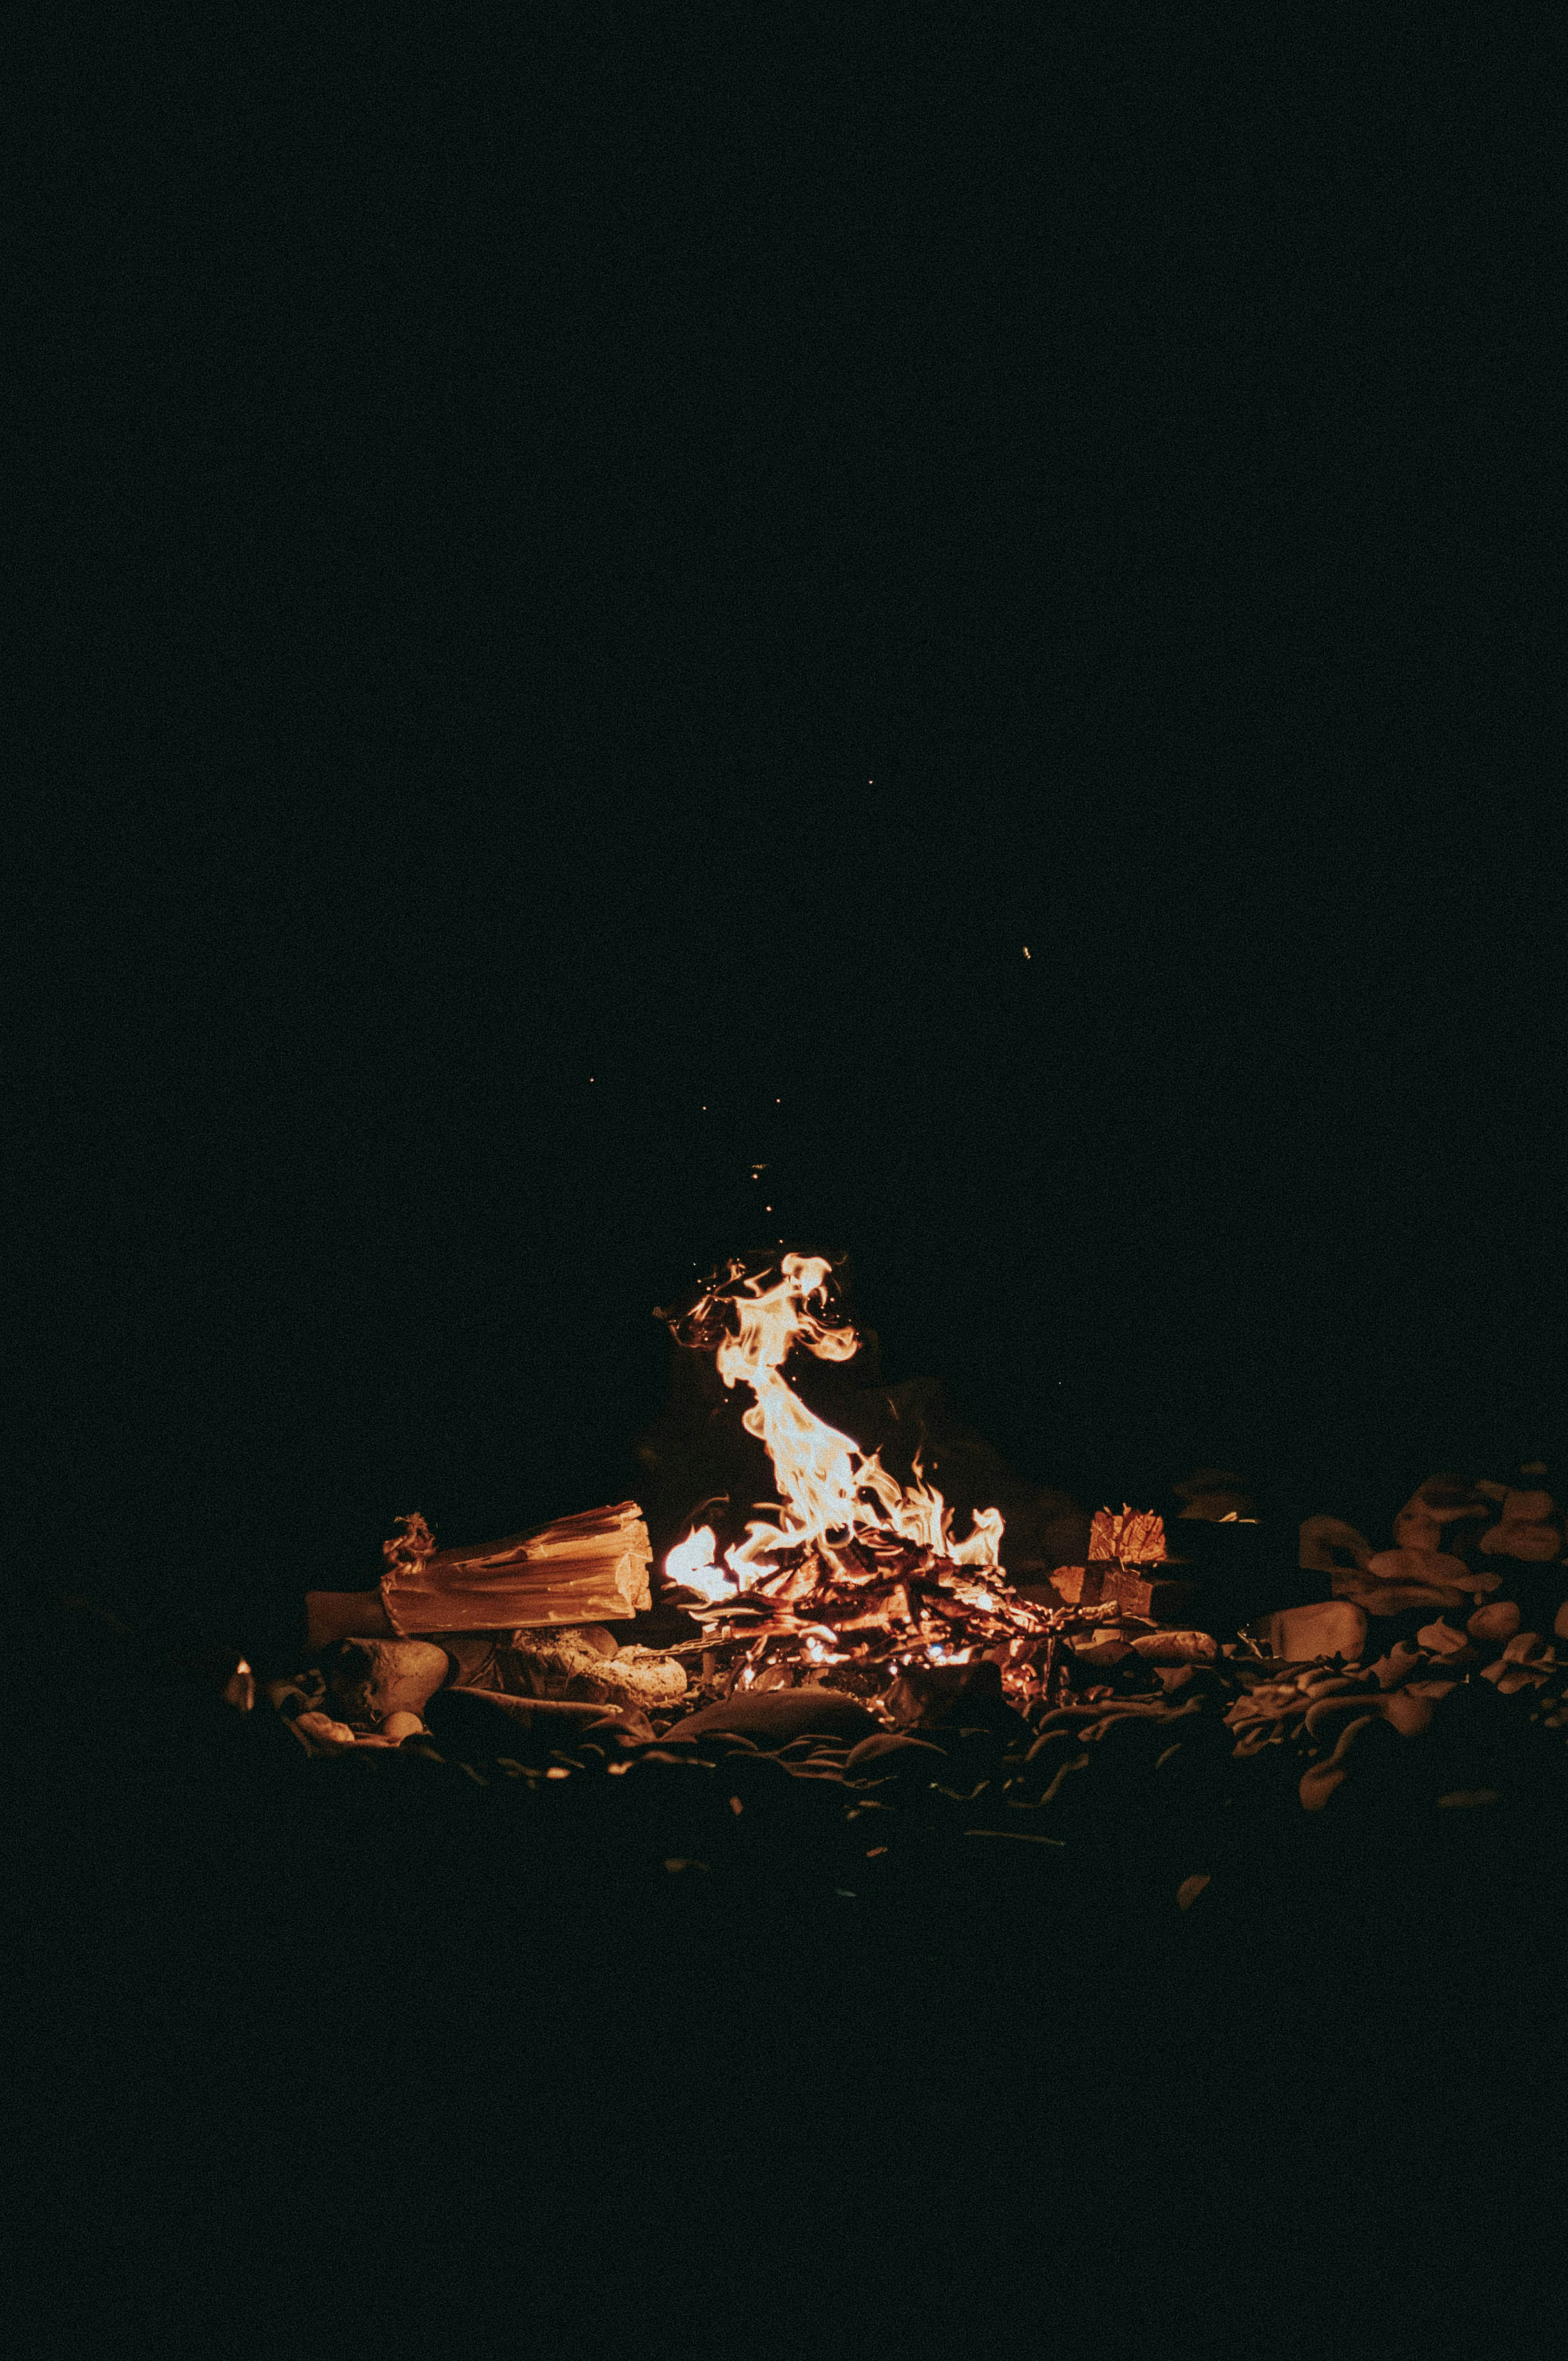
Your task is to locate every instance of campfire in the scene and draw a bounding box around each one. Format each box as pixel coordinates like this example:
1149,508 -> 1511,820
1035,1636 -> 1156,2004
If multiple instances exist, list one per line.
656,1253 -> 1065,1711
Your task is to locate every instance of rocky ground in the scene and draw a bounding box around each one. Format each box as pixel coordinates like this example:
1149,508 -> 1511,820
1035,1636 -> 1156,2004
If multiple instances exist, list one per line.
8,1548 -> 1568,2356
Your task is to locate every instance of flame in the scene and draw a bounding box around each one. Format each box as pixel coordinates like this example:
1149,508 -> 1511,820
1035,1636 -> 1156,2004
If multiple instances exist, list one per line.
663,1524 -> 739,1603
692,1253 -> 1004,1580
657,1255 -> 1065,1713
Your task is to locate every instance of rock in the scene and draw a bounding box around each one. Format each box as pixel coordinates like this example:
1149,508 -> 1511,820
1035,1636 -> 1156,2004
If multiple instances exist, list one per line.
1367,1548 -> 1474,1590
1332,1546 -> 1500,1616
1379,1690 -> 1440,1737
1479,1488 -> 1563,1563
1391,1477 -> 1491,1556
1298,1516 -> 1375,1576
882,1659 -> 1029,1738
662,1689 -> 882,1746
1368,1641 -> 1428,1689
379,1710 -> 426,1741
1129,1630 -> 1217,1665
1304,1689 -> 1436,1740
579,1646 -> 689,1713
1298,1711 -> 1402,1811
1466,1600 -> 1521,1648
423,1688 -> 653,1753
1414,1619 -> 1474,1657
846,1733 -> 948,1779
327,1639 -> 451,1723
290,1719 -> 359,1757
1479,1632 -> 1557,1693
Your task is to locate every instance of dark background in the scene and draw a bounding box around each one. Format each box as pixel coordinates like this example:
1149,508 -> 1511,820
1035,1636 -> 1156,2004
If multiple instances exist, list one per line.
8,8 -> 1564,1638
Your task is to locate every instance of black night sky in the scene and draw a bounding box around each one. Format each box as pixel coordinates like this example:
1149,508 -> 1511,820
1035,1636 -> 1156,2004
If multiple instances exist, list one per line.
10,10 -> 1564,1641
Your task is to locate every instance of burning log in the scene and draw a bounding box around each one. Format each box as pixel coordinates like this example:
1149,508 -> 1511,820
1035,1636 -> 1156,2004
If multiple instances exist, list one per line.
648,1255 -> 1078,1721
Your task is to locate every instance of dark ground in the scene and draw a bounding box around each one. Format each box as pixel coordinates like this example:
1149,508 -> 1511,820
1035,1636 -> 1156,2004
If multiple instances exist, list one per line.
7,5 -> 1566,2350
7,1585 -> 1568,2358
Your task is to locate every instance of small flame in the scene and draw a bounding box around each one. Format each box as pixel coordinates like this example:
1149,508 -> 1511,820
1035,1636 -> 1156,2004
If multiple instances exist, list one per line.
663,1525 -> 739,1603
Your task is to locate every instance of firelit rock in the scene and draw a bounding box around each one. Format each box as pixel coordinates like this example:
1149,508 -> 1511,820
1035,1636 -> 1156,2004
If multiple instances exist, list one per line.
883,1659 -> 1031,1744
1129,1630 -> 1217,1665
663,1689 -> 881,1746
1391,1477 -> 1491,1556
327,1639 -> 451,1723
1478,1487 -> 1563,1563
501,1626 -> 688,1712
1366,1546 -> 1474,1590
584,1645 -> 688,1713
423,1688 -> 653,1751
1299,1515 -> 1376,1577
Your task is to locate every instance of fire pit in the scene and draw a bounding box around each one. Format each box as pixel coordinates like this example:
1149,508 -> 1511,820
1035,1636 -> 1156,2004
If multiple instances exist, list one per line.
652,1252 -> 1105,1718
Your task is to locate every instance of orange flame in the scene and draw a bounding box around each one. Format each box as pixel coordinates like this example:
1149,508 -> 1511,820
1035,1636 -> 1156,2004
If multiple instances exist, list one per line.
662,1253 -> 1004,1591
663,1525 -> 739,1604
